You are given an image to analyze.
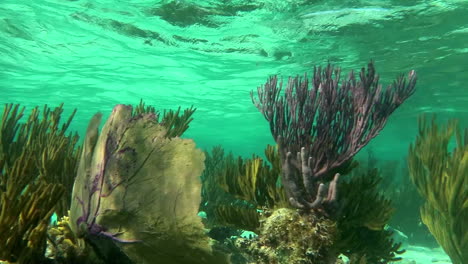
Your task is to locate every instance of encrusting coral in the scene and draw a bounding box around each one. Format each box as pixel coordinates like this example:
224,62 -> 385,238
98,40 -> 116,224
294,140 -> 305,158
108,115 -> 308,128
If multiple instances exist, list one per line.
0,103 -> 79,264
236,208 -> 337,264
408,116 -> 468,264
47,213 -> 106,264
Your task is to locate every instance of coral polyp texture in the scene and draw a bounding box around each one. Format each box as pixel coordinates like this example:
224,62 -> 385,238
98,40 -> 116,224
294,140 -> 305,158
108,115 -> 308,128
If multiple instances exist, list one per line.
236,208 -> 337,264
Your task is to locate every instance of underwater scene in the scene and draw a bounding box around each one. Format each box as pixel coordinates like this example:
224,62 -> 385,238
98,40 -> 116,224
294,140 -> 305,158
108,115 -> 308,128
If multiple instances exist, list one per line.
0,0 -> 467,263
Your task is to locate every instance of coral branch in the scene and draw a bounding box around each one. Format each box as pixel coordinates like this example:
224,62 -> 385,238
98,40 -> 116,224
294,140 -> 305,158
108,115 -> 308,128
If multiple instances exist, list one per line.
251,62 -> 417,209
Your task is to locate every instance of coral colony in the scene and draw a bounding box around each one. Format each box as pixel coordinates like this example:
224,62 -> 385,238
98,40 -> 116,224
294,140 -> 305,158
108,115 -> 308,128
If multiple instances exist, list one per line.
251,62 -> 416,212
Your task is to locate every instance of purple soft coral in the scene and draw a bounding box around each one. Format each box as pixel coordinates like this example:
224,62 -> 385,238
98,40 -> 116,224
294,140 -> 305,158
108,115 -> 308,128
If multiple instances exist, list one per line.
70,108 -> 141,244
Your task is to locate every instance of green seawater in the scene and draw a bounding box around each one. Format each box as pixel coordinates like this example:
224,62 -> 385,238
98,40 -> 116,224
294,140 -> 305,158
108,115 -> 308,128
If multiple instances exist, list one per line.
1,0 -> 467,263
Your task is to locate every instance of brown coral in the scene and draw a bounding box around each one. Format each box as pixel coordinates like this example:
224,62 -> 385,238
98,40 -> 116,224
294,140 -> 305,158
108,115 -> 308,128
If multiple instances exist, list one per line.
0,103 -> 79,263
238,208 -> 337,264
408,116 -> 468,264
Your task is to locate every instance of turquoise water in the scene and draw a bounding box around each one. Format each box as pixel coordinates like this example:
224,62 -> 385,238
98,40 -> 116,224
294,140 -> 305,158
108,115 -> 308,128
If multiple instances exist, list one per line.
2,0 -> 467,159
1,1 -> 467,263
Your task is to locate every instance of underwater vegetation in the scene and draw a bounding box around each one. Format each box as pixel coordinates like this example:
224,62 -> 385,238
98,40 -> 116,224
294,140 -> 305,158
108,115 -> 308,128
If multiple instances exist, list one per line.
0,104 -> 80,263
332,168 -> 404,263
408,116 -> 468,264
358,150 -> 436,248
4,61 -> 464,264
351,151 -> 438,248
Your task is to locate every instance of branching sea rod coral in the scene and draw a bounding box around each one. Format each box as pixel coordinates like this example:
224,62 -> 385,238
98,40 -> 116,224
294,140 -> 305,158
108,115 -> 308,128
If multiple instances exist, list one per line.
0,103 -> 79,263
251,61 -> 417,210
132,99 -> 196,138
408,116 -> 468,264
200,144 -> 289,233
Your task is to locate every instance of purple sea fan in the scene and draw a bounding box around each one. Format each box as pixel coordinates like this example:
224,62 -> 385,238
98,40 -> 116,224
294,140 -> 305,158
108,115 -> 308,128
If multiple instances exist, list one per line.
69,104 -> 230,264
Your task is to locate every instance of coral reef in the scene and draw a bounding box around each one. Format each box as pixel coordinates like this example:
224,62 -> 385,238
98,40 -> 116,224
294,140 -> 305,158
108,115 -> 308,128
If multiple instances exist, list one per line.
408,116 -> 468,264
197,62 -> 418,264
0,58 -> 423,264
